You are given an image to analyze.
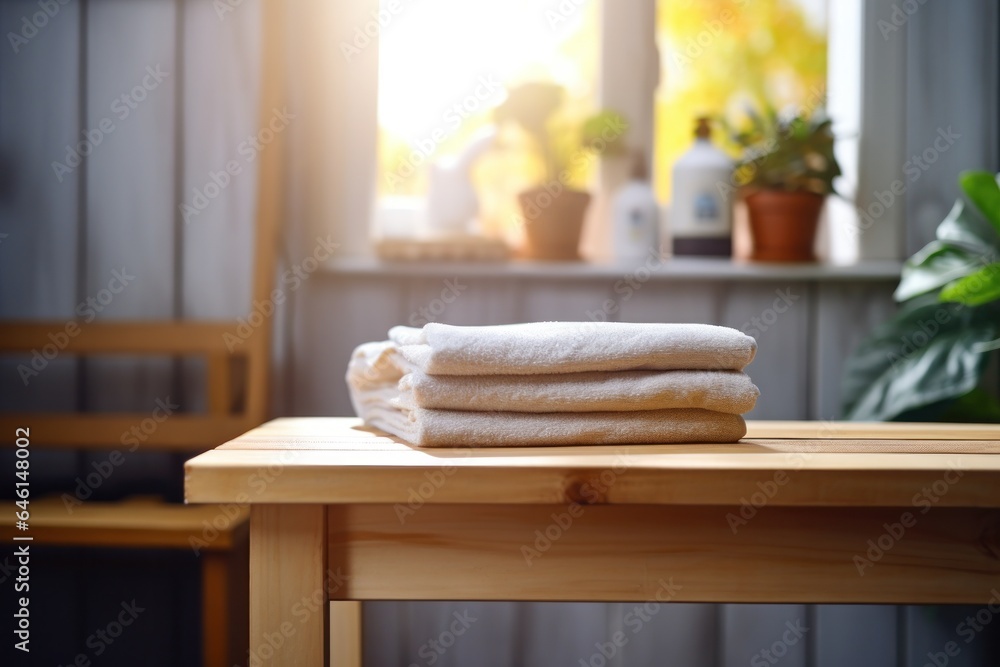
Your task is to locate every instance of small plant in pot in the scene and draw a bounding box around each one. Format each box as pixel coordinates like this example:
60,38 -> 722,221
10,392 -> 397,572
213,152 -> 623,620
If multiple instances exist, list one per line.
727,106 -> 841,262
495,83 -> 627,260
841,171 -> 1000,422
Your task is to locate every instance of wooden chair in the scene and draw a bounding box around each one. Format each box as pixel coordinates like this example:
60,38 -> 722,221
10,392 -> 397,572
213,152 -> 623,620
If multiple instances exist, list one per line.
0,2 -> 286,663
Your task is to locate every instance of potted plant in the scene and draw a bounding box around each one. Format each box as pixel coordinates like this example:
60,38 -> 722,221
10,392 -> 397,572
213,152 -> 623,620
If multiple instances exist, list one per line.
727,106 -> 841,262
495,83 -> 627,260
842,171 -> 1000,421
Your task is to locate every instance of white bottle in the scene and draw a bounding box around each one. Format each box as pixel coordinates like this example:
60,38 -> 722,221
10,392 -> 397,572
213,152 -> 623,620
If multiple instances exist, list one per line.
671,117 -> 734,256
612,154 -> 660,262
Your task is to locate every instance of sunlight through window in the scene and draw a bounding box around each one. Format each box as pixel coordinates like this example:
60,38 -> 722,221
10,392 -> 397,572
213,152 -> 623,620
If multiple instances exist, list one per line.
376,0 -> 598,240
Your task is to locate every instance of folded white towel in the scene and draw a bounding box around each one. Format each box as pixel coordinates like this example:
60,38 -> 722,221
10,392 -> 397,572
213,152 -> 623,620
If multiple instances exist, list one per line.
345,339 -> 752,446
389,322 -> 756,375
345,341 -> 404,418
346,340 -> 406,388
396,368 -> 759,414
364,403 -> 748,447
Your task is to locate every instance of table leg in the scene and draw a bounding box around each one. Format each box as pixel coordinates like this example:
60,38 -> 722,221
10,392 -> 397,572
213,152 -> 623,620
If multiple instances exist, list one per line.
329,602 -> 362,667
201,550 -> 230,667
250,504 -> 327,666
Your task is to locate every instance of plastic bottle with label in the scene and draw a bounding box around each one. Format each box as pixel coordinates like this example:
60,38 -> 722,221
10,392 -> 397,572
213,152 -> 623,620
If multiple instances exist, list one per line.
671,117 -> 734,257
612,153 -> 660,262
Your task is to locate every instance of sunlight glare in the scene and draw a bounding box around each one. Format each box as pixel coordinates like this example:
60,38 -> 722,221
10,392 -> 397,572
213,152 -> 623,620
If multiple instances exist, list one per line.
378,0 -> 590,142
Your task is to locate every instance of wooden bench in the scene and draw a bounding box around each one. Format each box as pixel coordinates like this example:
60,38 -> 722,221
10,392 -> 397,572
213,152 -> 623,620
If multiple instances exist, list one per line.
1,495 -> 249,664
186,418 -> 1000,666
0,2 -> 287,663
0,318 -> 269,666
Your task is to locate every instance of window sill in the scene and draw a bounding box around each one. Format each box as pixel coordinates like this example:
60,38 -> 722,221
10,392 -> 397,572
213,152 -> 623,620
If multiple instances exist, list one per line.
322,256 -> 902,282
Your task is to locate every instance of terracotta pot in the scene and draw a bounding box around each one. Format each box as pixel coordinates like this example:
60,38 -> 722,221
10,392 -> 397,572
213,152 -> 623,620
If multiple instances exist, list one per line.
746,190 -> 825,262
518,187 -> 591,261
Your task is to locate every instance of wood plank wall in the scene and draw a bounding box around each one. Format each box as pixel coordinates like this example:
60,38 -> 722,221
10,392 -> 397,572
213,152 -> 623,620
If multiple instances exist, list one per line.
1,0 -> 998,666
0,0 -> 260,664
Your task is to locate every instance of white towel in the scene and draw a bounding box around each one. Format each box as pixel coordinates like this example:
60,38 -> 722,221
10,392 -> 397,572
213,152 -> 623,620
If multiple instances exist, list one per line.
395,368 -> 759,415
346,340 -> 406,388
389,322 -> 756,375
363,403 -> 748,447
346,337 -> 753,446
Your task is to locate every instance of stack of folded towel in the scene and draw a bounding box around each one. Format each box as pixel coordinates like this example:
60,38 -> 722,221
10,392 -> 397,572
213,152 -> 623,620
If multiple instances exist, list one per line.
346,322 -> 759,447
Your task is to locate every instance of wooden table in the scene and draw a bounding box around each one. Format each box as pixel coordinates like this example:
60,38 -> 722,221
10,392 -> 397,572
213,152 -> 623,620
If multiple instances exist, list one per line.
184,418 -> 1000,666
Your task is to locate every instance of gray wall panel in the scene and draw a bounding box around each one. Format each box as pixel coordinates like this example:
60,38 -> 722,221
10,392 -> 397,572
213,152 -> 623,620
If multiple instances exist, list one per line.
813,282 -> 896,420
904,0 -> 999,254
613,601 -> 720,667
721,604 -> 810,667
0,0 -> 82,487
0,0 -> 81,319
815,605 -> 898,667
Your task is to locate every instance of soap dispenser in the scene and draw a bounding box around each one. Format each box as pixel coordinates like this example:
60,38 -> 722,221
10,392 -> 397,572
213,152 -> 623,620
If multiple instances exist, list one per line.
611,152 -> 660,262
671,117 -> 734,257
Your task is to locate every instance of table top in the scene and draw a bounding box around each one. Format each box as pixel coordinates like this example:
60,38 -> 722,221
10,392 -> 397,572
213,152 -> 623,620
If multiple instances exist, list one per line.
184,417 -> 1000,507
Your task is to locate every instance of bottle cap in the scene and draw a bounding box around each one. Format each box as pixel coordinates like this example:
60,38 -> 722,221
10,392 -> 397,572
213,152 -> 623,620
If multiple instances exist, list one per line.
630,150 -> 648,180
695,116 -> 712,139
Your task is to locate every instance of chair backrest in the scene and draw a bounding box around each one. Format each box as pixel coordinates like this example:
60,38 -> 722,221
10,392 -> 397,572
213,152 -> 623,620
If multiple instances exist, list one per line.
0,1 -> 286,453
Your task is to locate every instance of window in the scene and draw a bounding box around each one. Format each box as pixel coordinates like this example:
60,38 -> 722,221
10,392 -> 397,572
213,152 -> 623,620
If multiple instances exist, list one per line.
653,0 -> 828,202
650,0 -> 861,261
371,0 -> 865,261
375,0 -> 599,242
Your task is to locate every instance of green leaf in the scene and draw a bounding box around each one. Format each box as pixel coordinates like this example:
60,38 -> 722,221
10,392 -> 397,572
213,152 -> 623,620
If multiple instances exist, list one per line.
841,299 -> 996,421
893,180 -> 1000,303
580,111 -> 627,155
894,241 -> 982,302
959,170 -> 1000,235
731,105 -> 841,195
844,170 -> 1000,424
939,263 -> 1000,306
936,199 -> 1000,253
931,388 -> 1000,423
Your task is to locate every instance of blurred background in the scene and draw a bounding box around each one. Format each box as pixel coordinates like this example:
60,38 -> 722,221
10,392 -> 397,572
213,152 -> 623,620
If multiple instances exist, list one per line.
1,0 -> 999,665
